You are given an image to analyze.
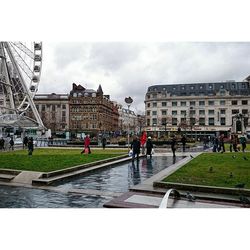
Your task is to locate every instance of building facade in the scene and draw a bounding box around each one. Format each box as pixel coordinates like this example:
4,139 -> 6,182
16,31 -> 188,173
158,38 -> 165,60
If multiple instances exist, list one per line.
145,77 -> 250,138
116,103 -> 137,135
31,93 -> 70,135
69,83 -> 119,137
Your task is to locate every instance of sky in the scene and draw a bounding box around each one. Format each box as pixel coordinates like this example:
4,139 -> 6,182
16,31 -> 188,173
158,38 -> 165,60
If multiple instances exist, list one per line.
39,42 -> 250,113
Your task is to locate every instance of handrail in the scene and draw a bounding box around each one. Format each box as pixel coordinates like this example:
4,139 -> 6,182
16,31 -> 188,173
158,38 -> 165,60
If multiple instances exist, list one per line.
159,188 -> 180,208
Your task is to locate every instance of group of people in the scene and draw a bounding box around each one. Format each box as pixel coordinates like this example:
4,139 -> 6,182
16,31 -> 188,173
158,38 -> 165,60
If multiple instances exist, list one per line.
212,133 -> 247,153
130,131 -> 154,162
0,137 -> 14,151
0,135 -> 34,155
229,134 -> 247,153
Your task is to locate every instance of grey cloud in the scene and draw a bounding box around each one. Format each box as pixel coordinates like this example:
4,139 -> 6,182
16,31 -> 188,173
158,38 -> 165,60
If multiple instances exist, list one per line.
40,42 -> 250,112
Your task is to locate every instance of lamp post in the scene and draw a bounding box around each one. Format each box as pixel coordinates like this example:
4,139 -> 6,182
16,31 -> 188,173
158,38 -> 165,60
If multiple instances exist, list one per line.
125,96 -> 133,151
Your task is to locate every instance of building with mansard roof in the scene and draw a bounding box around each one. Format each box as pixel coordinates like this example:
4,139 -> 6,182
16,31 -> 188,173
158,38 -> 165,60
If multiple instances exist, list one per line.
144,76 -> 250,138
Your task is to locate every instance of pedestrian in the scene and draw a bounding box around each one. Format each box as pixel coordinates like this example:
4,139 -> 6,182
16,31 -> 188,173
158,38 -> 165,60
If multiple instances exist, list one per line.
240,134 -> 247,153
9,137 -> 14,151
0,137 -> 5,151
23,136 -> 28,149
140,131 -> 147,155
146,136 -> 153,158
203,136 -> 208,150
101,137 -> 107,150
171,135 -> 177,157
218,134 -> 225,153
81,135 -> 91,154
181,134 -> 187,152
130,135 -> 141,162
229,134 -> 234,152
232,134 -> 239,152
28,137 -> 34,155
212,136 -> 219,152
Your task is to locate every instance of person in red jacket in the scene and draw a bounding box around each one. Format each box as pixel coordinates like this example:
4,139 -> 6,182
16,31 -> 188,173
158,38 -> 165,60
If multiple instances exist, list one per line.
140,131 -> 147,155
81,135 -> 91,154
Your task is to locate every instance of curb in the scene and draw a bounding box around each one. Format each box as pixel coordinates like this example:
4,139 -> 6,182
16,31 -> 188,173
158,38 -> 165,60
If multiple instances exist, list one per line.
153,181 -> 250,196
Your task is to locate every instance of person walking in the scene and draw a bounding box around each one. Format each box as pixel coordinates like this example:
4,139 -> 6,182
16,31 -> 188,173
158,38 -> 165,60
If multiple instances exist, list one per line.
212,136 -> 219,152
140,131 -> 147,155
23,136 -> 28,149
146,136 -> 153,158
240,134 -> 247,153
9,137 -> 14,151
219,134 -> 225,153
130,135 -> 141,162
82,135 -> 91,154
181,134 -> 187,152
0,137 -> 5,151
229,134 -> 234,152
171,135 -> 177,157
232,134 -> 239,152
28,137 -> 34,155
101,137 -> 107,150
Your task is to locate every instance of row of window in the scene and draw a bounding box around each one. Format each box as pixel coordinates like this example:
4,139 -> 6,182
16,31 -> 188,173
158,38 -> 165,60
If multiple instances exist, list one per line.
71,114 -> 98,121
71,122 -> 98,129
71,107 -> 97,113
37,104 -> 67,111
147,100 -> 248,108
147,117 -> 244,126
148,82 -> 248,94
147,109 -> 248,116
72,92 -> 97,98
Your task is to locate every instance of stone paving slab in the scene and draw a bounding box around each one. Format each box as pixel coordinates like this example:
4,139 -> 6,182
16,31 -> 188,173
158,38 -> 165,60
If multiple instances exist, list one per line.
12,171 -> 43,185
0,174 -> 16,182
103,191 -> 243,208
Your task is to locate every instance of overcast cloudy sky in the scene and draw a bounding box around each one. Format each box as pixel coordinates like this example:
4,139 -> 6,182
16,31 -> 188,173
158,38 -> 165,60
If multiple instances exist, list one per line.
39,42 -> 250,113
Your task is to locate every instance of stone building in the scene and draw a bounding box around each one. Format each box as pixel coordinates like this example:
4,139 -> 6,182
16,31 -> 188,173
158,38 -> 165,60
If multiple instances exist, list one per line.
31,93 -> 69,135
69,83 -> 119,136
144,76 -> 250,138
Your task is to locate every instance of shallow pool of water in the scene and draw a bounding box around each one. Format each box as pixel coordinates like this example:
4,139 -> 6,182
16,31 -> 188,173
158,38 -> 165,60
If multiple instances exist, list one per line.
0,156 -> 184,208
0,185 -> 110,208
56,156 -> 184,193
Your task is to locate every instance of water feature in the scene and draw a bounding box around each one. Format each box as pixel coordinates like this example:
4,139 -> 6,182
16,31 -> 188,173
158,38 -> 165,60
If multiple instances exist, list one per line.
56,156 -> 184,193
0,156 -> 184,208
0,185 -> 110,208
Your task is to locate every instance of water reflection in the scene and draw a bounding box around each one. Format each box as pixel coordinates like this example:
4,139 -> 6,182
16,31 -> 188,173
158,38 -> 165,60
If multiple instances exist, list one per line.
0,185 -> 110,208
129,161 -> 141,186
57,156 -> 185,193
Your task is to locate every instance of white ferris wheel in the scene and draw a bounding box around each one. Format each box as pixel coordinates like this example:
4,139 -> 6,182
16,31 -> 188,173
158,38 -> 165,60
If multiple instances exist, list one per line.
0,42 -> 44,129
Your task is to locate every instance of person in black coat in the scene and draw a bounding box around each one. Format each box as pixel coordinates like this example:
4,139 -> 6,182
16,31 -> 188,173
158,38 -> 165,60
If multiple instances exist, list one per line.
171,135 -> 177,157
130,136 -> 141,162
101,137 -> 107,150
181,135 -> 187,152
28,137 -> 34,156
146,136 -> 154,157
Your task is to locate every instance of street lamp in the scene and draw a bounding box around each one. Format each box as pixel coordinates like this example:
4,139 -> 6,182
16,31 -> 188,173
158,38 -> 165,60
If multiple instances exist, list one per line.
125,96 -> 133,151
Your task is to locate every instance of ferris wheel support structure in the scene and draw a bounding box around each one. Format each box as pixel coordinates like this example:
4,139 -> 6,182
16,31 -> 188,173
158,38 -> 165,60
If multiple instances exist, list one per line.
0,41 -> 45,130
4,42 -> 44,128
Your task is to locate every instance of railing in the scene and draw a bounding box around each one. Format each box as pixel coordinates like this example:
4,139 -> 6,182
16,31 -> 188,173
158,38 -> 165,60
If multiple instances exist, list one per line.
36,138 -> 68,147
159,188 -> 181,208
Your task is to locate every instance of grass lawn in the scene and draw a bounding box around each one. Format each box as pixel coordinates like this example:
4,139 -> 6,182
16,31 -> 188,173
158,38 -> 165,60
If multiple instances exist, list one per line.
0,148 -> 127,172
163,152 -> 250,189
